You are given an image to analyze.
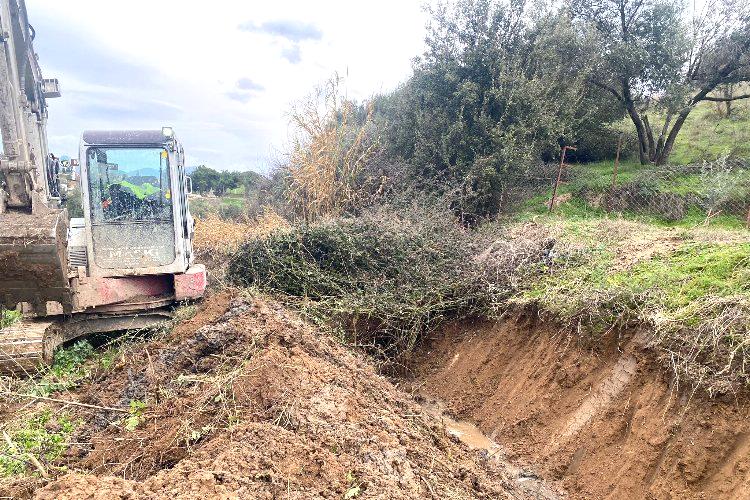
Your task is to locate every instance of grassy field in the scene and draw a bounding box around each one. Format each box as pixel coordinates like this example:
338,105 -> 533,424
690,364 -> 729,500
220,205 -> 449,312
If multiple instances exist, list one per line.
671,98 -> 750,165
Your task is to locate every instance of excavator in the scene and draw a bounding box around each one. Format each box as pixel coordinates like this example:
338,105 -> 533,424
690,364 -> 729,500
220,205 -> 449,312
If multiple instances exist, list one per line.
0,0 -> 206,374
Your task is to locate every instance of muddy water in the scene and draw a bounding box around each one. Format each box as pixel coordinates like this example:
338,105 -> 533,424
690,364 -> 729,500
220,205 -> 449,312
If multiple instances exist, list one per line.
422,399 -> 562,499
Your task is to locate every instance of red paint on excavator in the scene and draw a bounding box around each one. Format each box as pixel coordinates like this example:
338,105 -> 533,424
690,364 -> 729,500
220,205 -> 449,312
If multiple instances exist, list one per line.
174,265 -> 207,301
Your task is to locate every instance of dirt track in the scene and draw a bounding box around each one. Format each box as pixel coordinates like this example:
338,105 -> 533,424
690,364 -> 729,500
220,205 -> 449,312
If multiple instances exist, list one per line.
409,316 -> 750,499
2,293 -> 553,499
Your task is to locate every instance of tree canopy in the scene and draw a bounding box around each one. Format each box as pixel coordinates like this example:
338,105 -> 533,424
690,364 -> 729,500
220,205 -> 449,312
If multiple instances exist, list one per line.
575,0 -> 750,164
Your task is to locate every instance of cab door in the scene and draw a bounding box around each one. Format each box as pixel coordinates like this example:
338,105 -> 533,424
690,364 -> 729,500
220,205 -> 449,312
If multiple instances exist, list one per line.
175,146 -> 194,267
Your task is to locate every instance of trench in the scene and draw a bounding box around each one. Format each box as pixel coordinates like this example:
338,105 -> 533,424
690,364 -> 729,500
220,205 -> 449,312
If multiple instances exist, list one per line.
421,398 -> 562,499
406,318 -> 750,499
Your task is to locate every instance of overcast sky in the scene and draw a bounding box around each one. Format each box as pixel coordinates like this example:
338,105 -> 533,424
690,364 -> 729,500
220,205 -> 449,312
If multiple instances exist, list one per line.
26,0 -> 431,173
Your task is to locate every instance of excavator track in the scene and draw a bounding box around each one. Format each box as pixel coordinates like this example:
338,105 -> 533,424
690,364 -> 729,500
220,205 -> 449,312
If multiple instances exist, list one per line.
0,309 -> 172,375
0,320 -> 62,375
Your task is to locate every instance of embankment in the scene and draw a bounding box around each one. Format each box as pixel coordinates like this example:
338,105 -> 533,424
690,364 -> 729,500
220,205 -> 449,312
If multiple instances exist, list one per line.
409,316 -> 750,499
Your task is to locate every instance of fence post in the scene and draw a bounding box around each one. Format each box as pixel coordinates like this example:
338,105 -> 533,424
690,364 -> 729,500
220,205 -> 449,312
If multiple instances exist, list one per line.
612,134 -> 623,190
549,145 -> 576,213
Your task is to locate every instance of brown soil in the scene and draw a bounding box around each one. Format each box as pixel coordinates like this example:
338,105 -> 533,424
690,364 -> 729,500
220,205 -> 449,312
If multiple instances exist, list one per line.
408,316 -> 750,499
1,293 -> 546,499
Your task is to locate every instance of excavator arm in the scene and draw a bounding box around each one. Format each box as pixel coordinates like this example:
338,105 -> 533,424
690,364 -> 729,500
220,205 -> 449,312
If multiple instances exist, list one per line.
0,0 -> 71,315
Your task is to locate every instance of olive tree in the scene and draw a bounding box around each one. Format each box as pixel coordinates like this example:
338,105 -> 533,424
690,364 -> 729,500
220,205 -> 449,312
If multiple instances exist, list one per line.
574,0 -> 750,165
376,0 -> 597,219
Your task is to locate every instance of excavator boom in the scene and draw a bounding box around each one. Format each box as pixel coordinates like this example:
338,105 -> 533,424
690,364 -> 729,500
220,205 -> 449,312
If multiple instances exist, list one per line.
0,0 -> 71,315
0,0 -> 206,375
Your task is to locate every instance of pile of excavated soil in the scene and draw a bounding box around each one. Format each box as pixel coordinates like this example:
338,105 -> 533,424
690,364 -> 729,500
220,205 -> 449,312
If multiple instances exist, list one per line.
2,293 -> 544,499
408,316 -> 750,499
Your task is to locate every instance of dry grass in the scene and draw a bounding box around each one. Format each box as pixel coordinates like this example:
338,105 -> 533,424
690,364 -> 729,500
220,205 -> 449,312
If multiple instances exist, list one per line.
283,75 -> 380,222
194,209 -> 290,289
194,209 -> 290,256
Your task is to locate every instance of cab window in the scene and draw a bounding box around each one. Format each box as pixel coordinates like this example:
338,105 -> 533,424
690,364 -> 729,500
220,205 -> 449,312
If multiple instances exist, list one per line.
87,147 -> 172,223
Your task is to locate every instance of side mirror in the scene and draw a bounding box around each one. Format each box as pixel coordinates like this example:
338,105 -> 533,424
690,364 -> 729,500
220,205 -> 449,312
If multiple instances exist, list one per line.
185,176 -> 193,195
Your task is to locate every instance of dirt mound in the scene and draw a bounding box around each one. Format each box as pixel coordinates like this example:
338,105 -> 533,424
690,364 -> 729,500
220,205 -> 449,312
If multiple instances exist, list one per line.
9,293 -> 539,499
409,317 -> 750,499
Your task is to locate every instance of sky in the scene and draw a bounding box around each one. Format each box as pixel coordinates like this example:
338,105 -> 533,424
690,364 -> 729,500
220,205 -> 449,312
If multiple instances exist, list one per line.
26,0 -> 431,173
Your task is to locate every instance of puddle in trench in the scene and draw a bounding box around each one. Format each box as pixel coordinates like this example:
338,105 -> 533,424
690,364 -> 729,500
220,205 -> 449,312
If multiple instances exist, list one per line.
422,397 -> 562,499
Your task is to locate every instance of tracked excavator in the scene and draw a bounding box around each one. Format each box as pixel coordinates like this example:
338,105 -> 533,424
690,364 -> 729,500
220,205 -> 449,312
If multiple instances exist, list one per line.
0,0 -> 206,374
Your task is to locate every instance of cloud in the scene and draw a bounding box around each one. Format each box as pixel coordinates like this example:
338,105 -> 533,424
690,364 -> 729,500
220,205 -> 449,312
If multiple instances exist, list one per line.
281,45 -> 302,64
26,0 -> 431,173
32,15 -> 159,90
226,90 -> 253,103
237,78 -> 264,91
238,19 -> 322,42
227,78 -> 265,102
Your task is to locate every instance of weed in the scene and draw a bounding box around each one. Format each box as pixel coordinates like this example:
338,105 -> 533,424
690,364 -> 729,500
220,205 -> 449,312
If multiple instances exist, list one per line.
344,471 -> 362,499
123,400 -> 147,432
23,341 -> 95,396
0,308 -> 20,329
0,409 -> 77,477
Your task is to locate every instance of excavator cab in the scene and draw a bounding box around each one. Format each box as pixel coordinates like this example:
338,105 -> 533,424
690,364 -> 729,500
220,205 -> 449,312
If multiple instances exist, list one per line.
78,128 -> 195,278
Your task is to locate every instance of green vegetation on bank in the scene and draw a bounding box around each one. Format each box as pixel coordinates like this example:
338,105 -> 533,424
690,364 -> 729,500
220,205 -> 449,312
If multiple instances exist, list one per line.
511,218 -> 750,394
226,204 -> 548,361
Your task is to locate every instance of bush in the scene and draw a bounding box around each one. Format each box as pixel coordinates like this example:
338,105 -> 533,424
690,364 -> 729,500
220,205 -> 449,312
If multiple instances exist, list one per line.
64,188 -> 84,218
226,203 -> 552,361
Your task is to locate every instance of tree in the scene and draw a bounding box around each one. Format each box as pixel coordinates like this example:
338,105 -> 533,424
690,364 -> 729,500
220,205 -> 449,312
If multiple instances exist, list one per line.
215,171 -> 239,196
574,0 -> 750,165
375,0 -> 597,218
190,165 -> 220,195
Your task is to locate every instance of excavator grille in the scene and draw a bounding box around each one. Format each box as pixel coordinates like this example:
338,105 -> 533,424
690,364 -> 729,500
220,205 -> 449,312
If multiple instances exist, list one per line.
68,246 -> 88,268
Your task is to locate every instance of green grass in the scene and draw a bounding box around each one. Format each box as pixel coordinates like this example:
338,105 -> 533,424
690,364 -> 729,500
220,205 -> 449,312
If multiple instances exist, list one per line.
517,234 -> 750,393
513,155 -> 750,227
190,195 -> 247,220
671,101 -> 750,165
0,409 -> 77,477
615,243 -> 750,309
568,159 -> 643,192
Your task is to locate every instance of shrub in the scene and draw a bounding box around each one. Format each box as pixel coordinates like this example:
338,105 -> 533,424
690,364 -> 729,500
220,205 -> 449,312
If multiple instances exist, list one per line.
226,203 -> 552,361
1,308 -> 20,328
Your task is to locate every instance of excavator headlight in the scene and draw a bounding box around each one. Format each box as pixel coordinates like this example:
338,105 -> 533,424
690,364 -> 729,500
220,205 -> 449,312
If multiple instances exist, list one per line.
162,126 -> 174,138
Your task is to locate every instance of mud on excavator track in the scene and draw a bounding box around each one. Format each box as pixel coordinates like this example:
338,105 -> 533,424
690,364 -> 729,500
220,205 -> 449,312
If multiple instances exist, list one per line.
0,310 -> 174,375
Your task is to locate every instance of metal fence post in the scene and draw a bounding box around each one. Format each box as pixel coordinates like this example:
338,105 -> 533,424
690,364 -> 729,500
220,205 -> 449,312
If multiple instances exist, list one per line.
549,145 -> 576,213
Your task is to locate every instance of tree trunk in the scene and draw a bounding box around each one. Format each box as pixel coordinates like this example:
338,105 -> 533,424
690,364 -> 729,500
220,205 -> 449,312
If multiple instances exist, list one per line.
723,84 -> 734,117
655,108 -> 692,165
642,115 -> 656,161
621,82 -> 651,165
625,103 -> 650,164
655,114 -> 672,157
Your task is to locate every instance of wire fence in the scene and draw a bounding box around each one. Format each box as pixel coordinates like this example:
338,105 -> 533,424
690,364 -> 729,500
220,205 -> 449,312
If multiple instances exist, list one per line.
538,152 -> 750,228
